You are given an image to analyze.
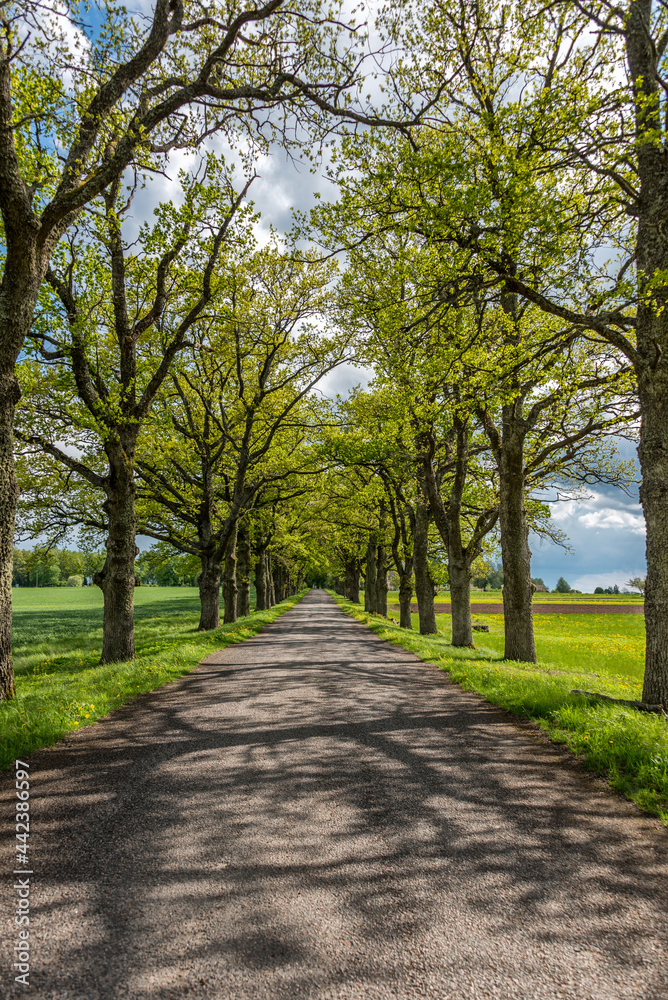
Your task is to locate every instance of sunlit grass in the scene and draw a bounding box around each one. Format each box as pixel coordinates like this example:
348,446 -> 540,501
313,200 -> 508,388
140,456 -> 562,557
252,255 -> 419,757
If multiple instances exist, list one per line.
1,586 -> 304,771
336,592 -> 667,824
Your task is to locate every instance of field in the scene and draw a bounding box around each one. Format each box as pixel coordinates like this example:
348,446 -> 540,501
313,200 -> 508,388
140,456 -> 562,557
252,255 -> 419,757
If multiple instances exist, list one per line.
0,586 -> 303,772
394,590 -> 646,682
336,590 -> 668,824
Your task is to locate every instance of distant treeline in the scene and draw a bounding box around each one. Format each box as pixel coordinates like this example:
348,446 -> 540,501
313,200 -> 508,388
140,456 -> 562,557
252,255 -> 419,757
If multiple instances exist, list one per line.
13,545 -> 203,588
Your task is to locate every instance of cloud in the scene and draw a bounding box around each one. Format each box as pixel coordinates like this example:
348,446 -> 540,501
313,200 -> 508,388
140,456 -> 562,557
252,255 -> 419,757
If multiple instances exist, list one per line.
571,571 -> 646,592
530,478 -> 647,590
548,488 -> 641,523
315,363 -> 374,399
578,508 -> 646,534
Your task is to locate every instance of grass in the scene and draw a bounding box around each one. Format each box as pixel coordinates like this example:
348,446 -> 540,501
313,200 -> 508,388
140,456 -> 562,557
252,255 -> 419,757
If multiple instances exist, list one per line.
1,585 -> 305,772
436,588 -> 644,605
333,590 -> 668,825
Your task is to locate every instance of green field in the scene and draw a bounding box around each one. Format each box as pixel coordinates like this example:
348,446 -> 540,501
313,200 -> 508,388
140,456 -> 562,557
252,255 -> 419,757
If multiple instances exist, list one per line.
339,591 -> 668,824
1,586 -> 302,771
385,590 -> 646,682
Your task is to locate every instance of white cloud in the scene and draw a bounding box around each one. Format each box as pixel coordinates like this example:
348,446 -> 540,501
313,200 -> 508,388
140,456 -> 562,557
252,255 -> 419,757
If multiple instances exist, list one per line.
578,508 -> 646,534
571,571 -> 646,592
315,363 -> 374,399
547,488 -> 644,530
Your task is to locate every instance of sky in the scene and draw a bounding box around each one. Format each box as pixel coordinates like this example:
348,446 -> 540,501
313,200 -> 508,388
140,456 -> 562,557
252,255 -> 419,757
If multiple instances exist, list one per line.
75,122 -> 653,593
32,1 -> 648,592
317,364 -> 646,594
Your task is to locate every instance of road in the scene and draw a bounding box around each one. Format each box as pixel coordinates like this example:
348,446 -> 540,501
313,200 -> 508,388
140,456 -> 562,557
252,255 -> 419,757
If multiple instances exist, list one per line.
1,589 -> 667,999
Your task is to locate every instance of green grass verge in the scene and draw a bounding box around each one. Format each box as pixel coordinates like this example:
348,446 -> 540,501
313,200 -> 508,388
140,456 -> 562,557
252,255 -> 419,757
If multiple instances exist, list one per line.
1,586 -> 306,772
332,592 -> 668,825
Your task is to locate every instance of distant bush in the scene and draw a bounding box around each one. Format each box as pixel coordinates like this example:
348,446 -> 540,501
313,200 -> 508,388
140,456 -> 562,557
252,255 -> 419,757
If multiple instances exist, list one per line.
66,575 -> 84,588
555,577 -> 572,593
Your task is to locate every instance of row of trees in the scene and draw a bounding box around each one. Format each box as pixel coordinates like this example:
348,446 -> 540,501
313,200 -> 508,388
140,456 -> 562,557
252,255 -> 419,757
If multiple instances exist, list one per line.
0,0 -> 424,697
12,547 -> 100,588
2,0 -> 667,709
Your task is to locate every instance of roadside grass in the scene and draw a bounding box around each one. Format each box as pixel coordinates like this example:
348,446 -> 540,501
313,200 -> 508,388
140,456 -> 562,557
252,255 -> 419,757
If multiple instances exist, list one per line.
1,586 -> 305,772
334,592 -> 668,824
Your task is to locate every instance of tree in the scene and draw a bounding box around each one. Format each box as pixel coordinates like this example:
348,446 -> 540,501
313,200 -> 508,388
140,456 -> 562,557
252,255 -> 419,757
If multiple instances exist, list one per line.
628,577 -> 646,594
136,244 -> 343,628
555,577 -> 572,594
392,0 -> 668,701
315,7 -> 636,662
0,0 -> 424,698
16,160 -> 250,662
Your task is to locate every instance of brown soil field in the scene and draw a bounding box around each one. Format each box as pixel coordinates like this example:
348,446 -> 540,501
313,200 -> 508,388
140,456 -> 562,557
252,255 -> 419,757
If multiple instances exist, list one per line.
394,603 -> 645,615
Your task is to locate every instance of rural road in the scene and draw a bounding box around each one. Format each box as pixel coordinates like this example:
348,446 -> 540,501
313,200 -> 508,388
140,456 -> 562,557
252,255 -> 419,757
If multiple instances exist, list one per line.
1,589 -> 668,1000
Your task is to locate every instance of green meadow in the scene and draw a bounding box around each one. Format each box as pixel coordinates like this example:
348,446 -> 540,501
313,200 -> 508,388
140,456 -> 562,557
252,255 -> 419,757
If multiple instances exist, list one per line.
335,590 -> 668,824
0,586 -> 304,772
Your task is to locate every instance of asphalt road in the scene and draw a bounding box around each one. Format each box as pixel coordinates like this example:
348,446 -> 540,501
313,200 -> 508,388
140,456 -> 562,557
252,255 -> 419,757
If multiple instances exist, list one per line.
1,589 -> 667,1000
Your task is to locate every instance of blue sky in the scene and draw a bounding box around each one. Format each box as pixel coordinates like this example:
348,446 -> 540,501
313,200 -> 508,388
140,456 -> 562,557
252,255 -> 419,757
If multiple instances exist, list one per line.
318,367 -> 646,594
34,3 -> 646,590
529,482 -> 645,592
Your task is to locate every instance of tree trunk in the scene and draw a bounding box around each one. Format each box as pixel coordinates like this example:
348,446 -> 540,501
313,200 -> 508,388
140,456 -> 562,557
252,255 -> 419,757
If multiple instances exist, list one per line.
267,552 -> 276,606
236,528 -> 251,617
0,370 -> 20,698
623,19 -> 668,704
498,423 -> 536,662
398,567 -> 413,629
365,535 -> 377,613
345,557 -> 360,604
254,545 -> 267,611
448,551 -> 473,647
637,356 -> 668,705
222,524 -> 238,624
414,498 -> 437,634
198,554 -> 221,630
274,562 -> 285,602
418,419 -> 478,647
375,544 -> 388,616
95,449 -> 137,663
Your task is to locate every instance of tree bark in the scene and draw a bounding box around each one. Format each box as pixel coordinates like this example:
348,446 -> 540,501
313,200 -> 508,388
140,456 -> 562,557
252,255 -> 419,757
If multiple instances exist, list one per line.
365,535 -> 377,612
345,557 -> 361,604
414,497 -> 437,635
272,561 -> 283,603
375,544 -> 388,616
254,545 -> 268,611
637,349 -> 668,705
625,9 -> 668,705
222,523 -> 238,624
94,444 -> 137,663
419,420 -> 481,648
398,567 -> 414,629
0,371 -> 20,698
449,553 -> 473,648
497,418 -> 536,662
198,554 -> 221,630
236,527 -> 251,617
267,552 -> 276,606
444,451 -> 474,648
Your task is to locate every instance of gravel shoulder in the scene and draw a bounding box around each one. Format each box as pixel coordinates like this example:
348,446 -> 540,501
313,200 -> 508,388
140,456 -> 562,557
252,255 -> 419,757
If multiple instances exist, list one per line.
1,589 -> 667,1000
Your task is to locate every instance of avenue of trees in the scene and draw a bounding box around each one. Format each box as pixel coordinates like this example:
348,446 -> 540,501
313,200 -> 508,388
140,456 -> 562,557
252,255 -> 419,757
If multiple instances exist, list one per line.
1,0 -> 666,709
